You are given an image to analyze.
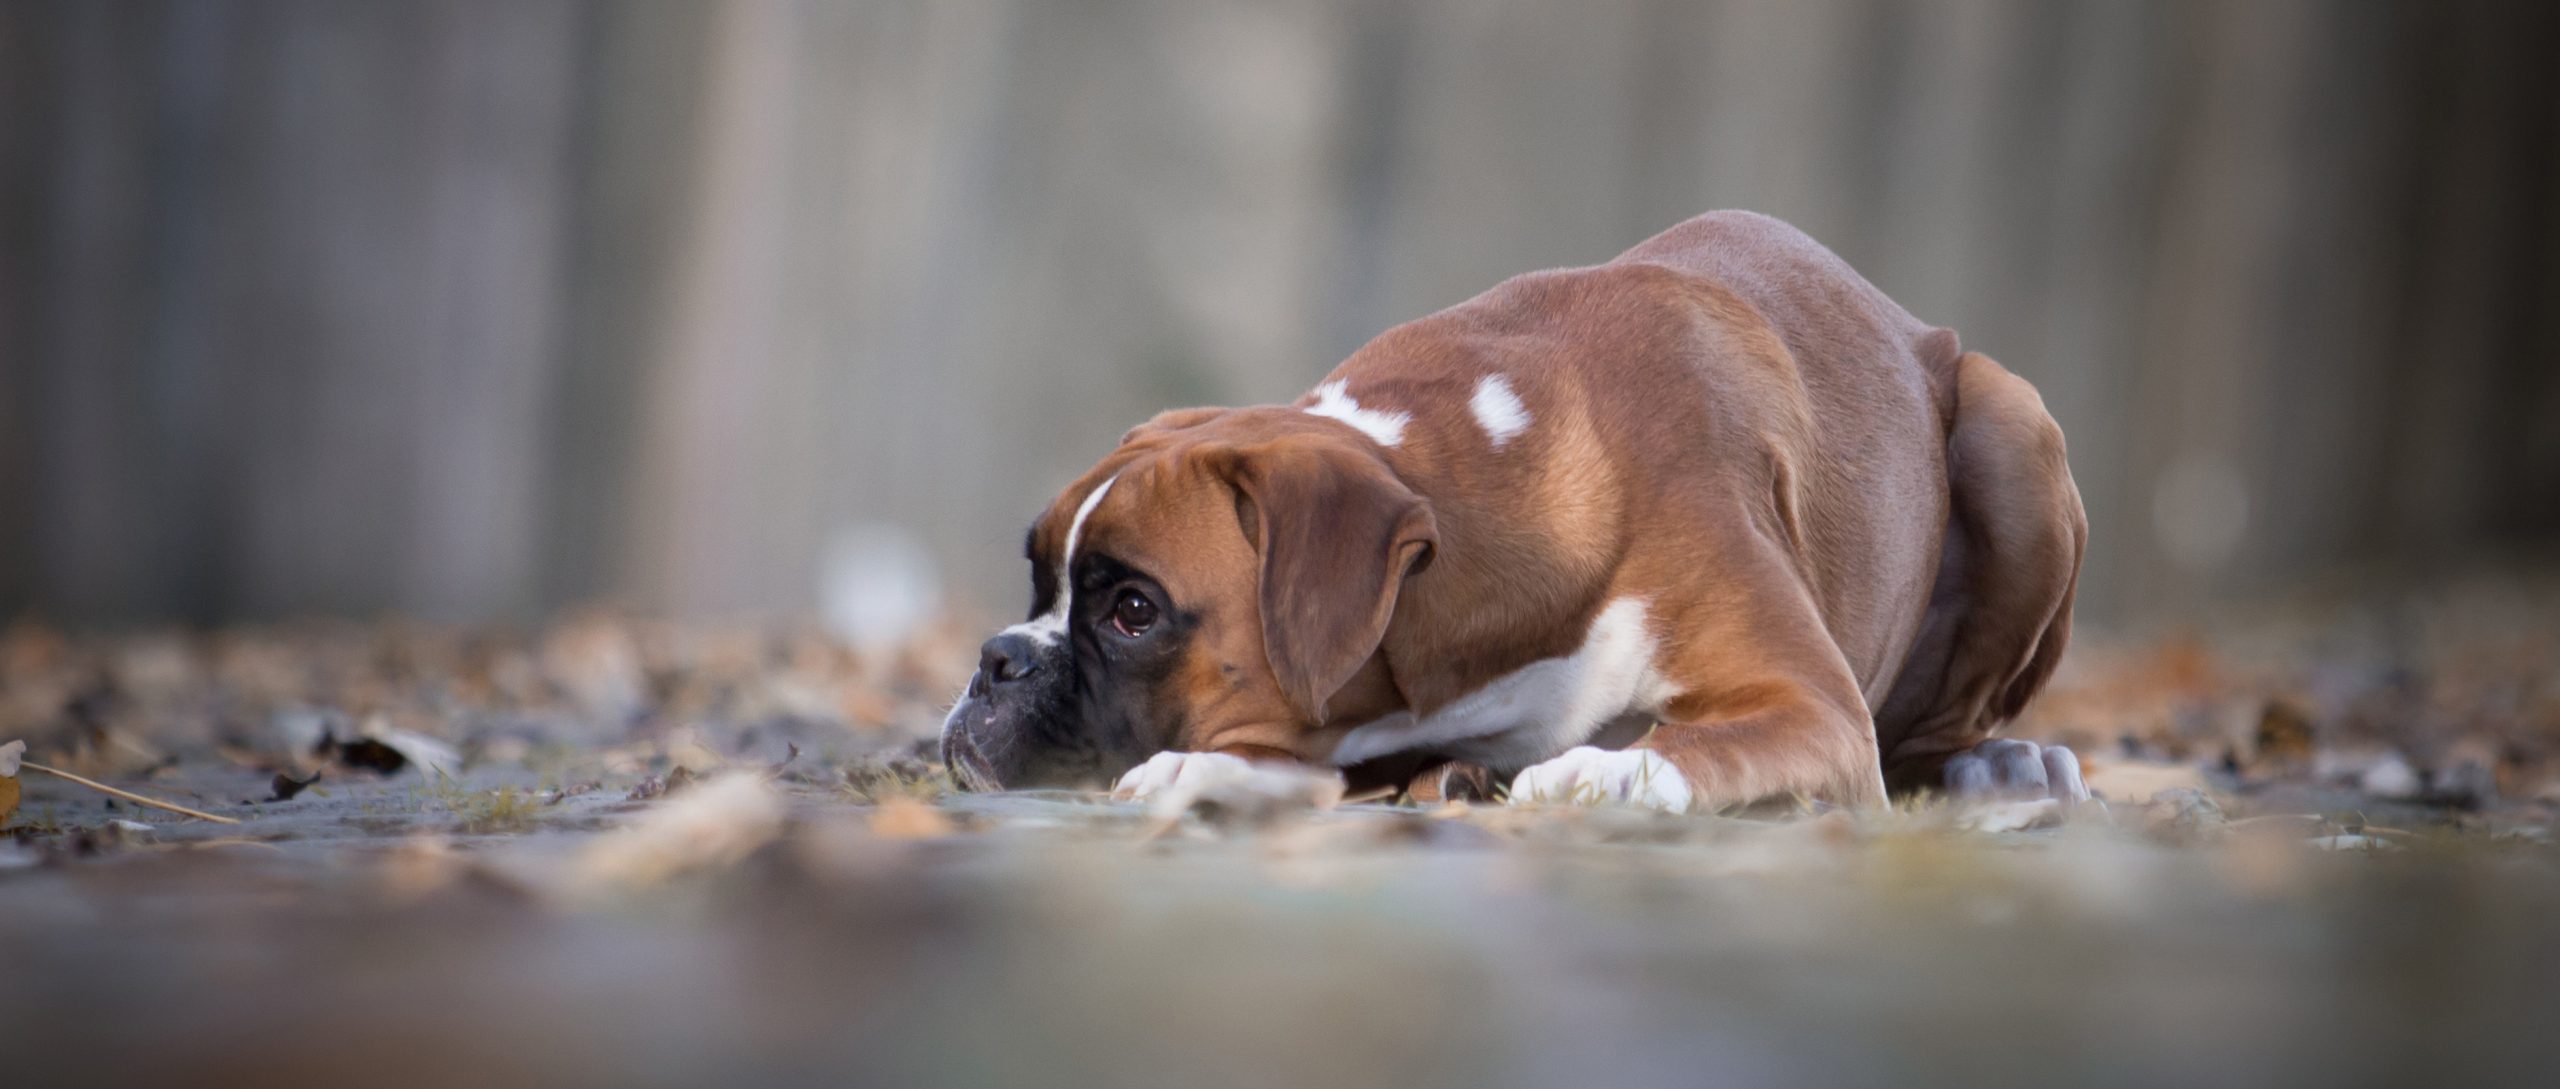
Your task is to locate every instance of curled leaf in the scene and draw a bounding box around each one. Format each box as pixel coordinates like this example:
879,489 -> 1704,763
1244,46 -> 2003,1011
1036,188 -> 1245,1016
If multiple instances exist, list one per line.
867,798 -> 955,839
0,739 -> 22,826
271,769 -> 322,801
575,772 -> 784,892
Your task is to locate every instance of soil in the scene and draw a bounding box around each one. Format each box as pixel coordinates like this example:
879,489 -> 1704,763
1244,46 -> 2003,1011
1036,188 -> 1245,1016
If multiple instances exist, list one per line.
3,579 -> 2557,1087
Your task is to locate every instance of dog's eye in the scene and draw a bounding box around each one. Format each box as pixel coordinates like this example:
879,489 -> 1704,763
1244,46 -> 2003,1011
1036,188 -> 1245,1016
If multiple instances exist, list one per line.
1109,589 -> 1159,637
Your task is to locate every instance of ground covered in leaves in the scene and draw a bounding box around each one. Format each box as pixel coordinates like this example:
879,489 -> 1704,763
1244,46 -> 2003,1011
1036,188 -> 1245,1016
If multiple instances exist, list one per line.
4,577 -> 2558,1087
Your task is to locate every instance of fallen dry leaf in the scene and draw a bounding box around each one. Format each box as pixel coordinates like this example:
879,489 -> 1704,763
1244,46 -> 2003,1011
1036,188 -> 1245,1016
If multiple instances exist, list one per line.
375,837 -> 470,901
0,739 -> 21,826
2138,788 -> 2227,845
626,764 -> 699,801
294,711 -> 466,780
364,717 -> 464,778
2082,757 -> 2214,803
270,769 -> 320,801
867,797 -> 955,839
574,772 -> 784,892
2310,834 -> 2401,852
2252,699 -> 2318,770
329,736 -> 410,775
2359,752 -> 2424,800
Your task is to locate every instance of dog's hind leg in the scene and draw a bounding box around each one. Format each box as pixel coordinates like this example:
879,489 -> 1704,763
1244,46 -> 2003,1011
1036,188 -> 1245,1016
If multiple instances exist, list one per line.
1873,351 -> 2088,800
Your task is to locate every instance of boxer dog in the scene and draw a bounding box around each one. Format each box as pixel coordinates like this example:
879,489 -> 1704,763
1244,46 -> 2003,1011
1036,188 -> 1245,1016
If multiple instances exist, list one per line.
940,211 -> 2087,812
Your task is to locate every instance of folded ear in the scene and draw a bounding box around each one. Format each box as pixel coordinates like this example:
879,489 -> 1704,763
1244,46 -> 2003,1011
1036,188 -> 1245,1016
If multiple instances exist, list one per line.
1122,407 -> 1228,446
1217,439 -> 1437,723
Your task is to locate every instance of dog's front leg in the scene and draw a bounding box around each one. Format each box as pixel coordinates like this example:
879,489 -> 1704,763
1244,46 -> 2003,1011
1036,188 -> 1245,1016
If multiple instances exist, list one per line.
1111,747 -> 1344,803
1509,696 -> 1886,814
1510,569 -> 1889,814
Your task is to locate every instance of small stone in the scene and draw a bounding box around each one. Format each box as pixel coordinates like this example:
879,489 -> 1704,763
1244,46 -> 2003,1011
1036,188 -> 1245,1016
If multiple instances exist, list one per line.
2360,752 -> 2423,800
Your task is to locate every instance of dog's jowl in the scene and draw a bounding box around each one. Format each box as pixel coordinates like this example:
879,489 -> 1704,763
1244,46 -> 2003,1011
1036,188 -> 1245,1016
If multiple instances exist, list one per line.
940,211 -> 2087,812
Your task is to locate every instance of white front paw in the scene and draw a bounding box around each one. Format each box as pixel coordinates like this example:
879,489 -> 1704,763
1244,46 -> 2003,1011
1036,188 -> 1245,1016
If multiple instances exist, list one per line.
1509,747 -> 1693,813
1112,751 -> 1345,823
1112,751 -> 1256,802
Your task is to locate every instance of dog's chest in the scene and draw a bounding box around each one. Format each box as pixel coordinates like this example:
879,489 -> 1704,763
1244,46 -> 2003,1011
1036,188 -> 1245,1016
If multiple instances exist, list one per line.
1326,597 -> 1676,773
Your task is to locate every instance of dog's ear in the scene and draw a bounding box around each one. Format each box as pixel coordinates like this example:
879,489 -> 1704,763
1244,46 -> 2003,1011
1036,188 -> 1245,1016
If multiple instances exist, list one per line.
1123,407 -> 1228,446
1212,437 -> 1436,723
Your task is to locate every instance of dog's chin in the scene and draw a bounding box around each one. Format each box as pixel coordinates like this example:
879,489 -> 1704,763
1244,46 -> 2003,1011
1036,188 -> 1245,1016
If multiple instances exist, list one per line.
939,696 -> 1118,792
939,698 -> 1007,792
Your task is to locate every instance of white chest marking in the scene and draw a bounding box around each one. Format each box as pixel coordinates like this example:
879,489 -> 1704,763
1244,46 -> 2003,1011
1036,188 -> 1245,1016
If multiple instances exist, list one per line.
1303,379 -> 1409,447
1000,473 -> 1118,647
1327,597 -> 1676,771
1468,374 -> 1531,448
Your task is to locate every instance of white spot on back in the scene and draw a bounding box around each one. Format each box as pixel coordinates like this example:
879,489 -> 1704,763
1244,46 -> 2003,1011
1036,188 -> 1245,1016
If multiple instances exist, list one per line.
1327,597 -> 1677,771
1002,473 -> 1119,646
1303,380 -> 1409,447
1468,374 -> 1531,448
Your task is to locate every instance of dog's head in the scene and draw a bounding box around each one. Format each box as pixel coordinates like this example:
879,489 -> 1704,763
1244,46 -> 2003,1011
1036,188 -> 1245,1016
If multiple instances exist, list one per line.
939,406 -> 1437,791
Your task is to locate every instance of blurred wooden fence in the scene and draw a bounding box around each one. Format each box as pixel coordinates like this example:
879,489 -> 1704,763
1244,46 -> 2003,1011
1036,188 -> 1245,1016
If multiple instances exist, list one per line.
3,0 -> 2555,628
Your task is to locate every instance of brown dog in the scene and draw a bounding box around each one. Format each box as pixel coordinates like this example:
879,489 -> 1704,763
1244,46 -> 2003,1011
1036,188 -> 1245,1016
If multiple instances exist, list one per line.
939,211 -> 2086,812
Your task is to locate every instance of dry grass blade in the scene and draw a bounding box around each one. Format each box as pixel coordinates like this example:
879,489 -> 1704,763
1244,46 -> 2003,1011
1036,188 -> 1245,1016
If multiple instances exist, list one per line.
18,759 -> 241,825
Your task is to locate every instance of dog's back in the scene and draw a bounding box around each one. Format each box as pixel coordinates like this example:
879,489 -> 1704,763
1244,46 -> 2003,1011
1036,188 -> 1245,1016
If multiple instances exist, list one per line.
1608,212 -> 2087,783
1305,211 -> 2085,801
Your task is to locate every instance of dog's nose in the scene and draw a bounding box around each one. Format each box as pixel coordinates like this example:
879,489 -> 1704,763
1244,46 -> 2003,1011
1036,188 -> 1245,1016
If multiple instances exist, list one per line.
977,632 -> 1041,687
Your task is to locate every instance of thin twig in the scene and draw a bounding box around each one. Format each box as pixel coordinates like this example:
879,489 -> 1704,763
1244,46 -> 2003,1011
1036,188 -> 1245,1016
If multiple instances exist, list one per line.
144,838 -> 283,853
20,761 -> 241,825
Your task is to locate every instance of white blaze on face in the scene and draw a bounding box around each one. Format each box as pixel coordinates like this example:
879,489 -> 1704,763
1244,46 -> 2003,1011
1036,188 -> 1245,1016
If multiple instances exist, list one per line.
1000,473 -> 1119,647
1468,373 -> 1531,448
1303,379 -> 1409,446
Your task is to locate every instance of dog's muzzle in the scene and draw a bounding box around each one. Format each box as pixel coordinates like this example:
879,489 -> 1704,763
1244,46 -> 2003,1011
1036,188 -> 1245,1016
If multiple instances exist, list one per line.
937,630 -> 1059,791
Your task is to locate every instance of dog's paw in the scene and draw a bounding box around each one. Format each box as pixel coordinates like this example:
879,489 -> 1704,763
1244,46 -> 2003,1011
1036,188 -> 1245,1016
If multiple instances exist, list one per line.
1112,751 -> 1343,824
1943,738 -> 2089,803
1509,747 -> 1693,813
1113,751 -> 1257,801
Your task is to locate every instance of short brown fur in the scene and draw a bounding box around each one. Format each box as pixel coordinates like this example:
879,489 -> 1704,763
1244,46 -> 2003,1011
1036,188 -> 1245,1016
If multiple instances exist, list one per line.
1012,211 -> 2085,809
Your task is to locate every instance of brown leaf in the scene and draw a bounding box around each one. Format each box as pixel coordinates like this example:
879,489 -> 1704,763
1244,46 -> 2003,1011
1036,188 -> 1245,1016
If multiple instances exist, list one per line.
626,764 -> 699,802
0,739 -> 21,827
2252,699 -> 2317,770
271,769 -> 321,801
328,736 -> 410,775
867,798 -> 955,839
575,773 -> 785,892
2082,756 -> 2212,803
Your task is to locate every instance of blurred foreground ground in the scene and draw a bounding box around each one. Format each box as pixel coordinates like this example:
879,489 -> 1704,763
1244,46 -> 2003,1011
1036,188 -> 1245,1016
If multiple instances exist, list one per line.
4,573 -> 2558,1087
